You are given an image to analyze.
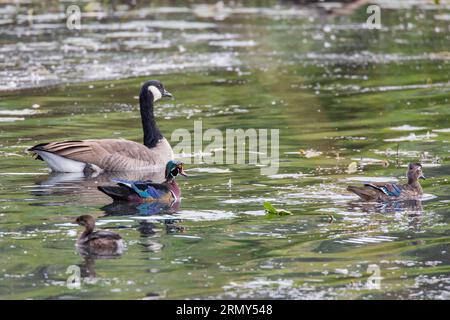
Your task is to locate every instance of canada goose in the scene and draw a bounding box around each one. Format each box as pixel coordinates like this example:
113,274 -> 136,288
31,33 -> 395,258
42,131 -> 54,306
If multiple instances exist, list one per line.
347,163 -> 425,201
97,160 -> 187,203
75,215 -> 123,256
28,80 -> 174,173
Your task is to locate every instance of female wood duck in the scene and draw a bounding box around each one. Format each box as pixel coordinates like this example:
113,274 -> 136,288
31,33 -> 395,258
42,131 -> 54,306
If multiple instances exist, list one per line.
347,163 -> 425,201
97,160 -> 187,203
75,215 -> 124,256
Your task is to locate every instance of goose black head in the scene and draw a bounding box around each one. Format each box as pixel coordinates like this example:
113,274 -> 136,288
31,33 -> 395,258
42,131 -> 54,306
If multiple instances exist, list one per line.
407,163 -> 425,182
165,160 -> 187,180
141,80 -> 173,103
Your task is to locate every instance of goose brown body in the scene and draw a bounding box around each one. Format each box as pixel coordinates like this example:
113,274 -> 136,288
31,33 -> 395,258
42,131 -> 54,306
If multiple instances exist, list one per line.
28,80 -> 174,172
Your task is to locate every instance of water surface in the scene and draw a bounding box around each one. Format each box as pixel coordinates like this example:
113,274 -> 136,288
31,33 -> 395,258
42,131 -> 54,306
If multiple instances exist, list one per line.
0,1 -> 449,299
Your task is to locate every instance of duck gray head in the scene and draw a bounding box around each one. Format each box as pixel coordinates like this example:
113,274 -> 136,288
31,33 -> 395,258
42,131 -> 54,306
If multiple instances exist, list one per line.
407,163 -> 425,183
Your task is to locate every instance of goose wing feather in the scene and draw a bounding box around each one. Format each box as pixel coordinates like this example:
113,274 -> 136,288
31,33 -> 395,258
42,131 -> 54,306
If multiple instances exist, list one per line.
29,138 -> 173,171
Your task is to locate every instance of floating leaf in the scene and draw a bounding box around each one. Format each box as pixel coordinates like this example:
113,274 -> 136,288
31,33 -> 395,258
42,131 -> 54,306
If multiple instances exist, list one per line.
347,161 -> 357,174
263,202 -> 292,216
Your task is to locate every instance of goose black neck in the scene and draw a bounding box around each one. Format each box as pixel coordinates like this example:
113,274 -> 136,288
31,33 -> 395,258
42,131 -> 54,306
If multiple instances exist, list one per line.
140,89 -> 163,148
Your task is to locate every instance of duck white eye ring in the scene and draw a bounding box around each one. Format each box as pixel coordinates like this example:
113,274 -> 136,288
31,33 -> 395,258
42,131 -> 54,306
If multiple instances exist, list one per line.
148,85 -> 162,102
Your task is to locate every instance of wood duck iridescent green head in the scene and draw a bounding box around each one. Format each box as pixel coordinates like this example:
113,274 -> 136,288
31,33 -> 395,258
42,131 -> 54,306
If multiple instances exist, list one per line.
347,162 -> 426,201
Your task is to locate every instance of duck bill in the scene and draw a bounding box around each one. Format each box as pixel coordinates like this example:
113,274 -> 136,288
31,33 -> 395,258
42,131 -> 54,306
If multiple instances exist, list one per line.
419,174 -> 426,180
162,90 -> 173,98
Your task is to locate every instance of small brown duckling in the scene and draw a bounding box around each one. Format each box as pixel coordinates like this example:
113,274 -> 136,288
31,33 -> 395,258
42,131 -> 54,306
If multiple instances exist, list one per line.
75,215 -> 123,256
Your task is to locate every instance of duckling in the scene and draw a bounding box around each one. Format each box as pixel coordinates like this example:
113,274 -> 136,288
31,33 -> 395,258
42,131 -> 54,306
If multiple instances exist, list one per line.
97,160 -> 187,203
75,215 -> 123,256
347,163 -> 425,201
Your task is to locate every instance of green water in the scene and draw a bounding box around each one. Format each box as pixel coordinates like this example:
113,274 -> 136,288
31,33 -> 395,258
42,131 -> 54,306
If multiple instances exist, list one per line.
0,1 -> 449,299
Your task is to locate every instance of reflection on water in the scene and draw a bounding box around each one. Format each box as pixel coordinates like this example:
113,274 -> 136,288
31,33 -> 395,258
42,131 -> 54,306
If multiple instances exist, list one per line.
76,240 -> 124,260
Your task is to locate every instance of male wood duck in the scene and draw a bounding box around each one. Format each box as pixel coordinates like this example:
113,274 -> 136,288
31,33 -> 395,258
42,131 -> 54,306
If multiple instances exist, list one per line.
97,160 -> 187,203
347,163 -> 425,201
75,215 -> 124,257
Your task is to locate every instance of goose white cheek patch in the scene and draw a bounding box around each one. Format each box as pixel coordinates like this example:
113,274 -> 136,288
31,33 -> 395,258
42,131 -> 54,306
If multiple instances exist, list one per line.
148,85 -> 162,102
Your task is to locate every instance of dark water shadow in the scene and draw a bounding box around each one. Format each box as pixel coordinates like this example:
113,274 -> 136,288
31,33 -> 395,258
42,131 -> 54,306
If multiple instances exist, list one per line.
30,171 -> 166,198
347,199 -> 423,215
347,199 -> 425,230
